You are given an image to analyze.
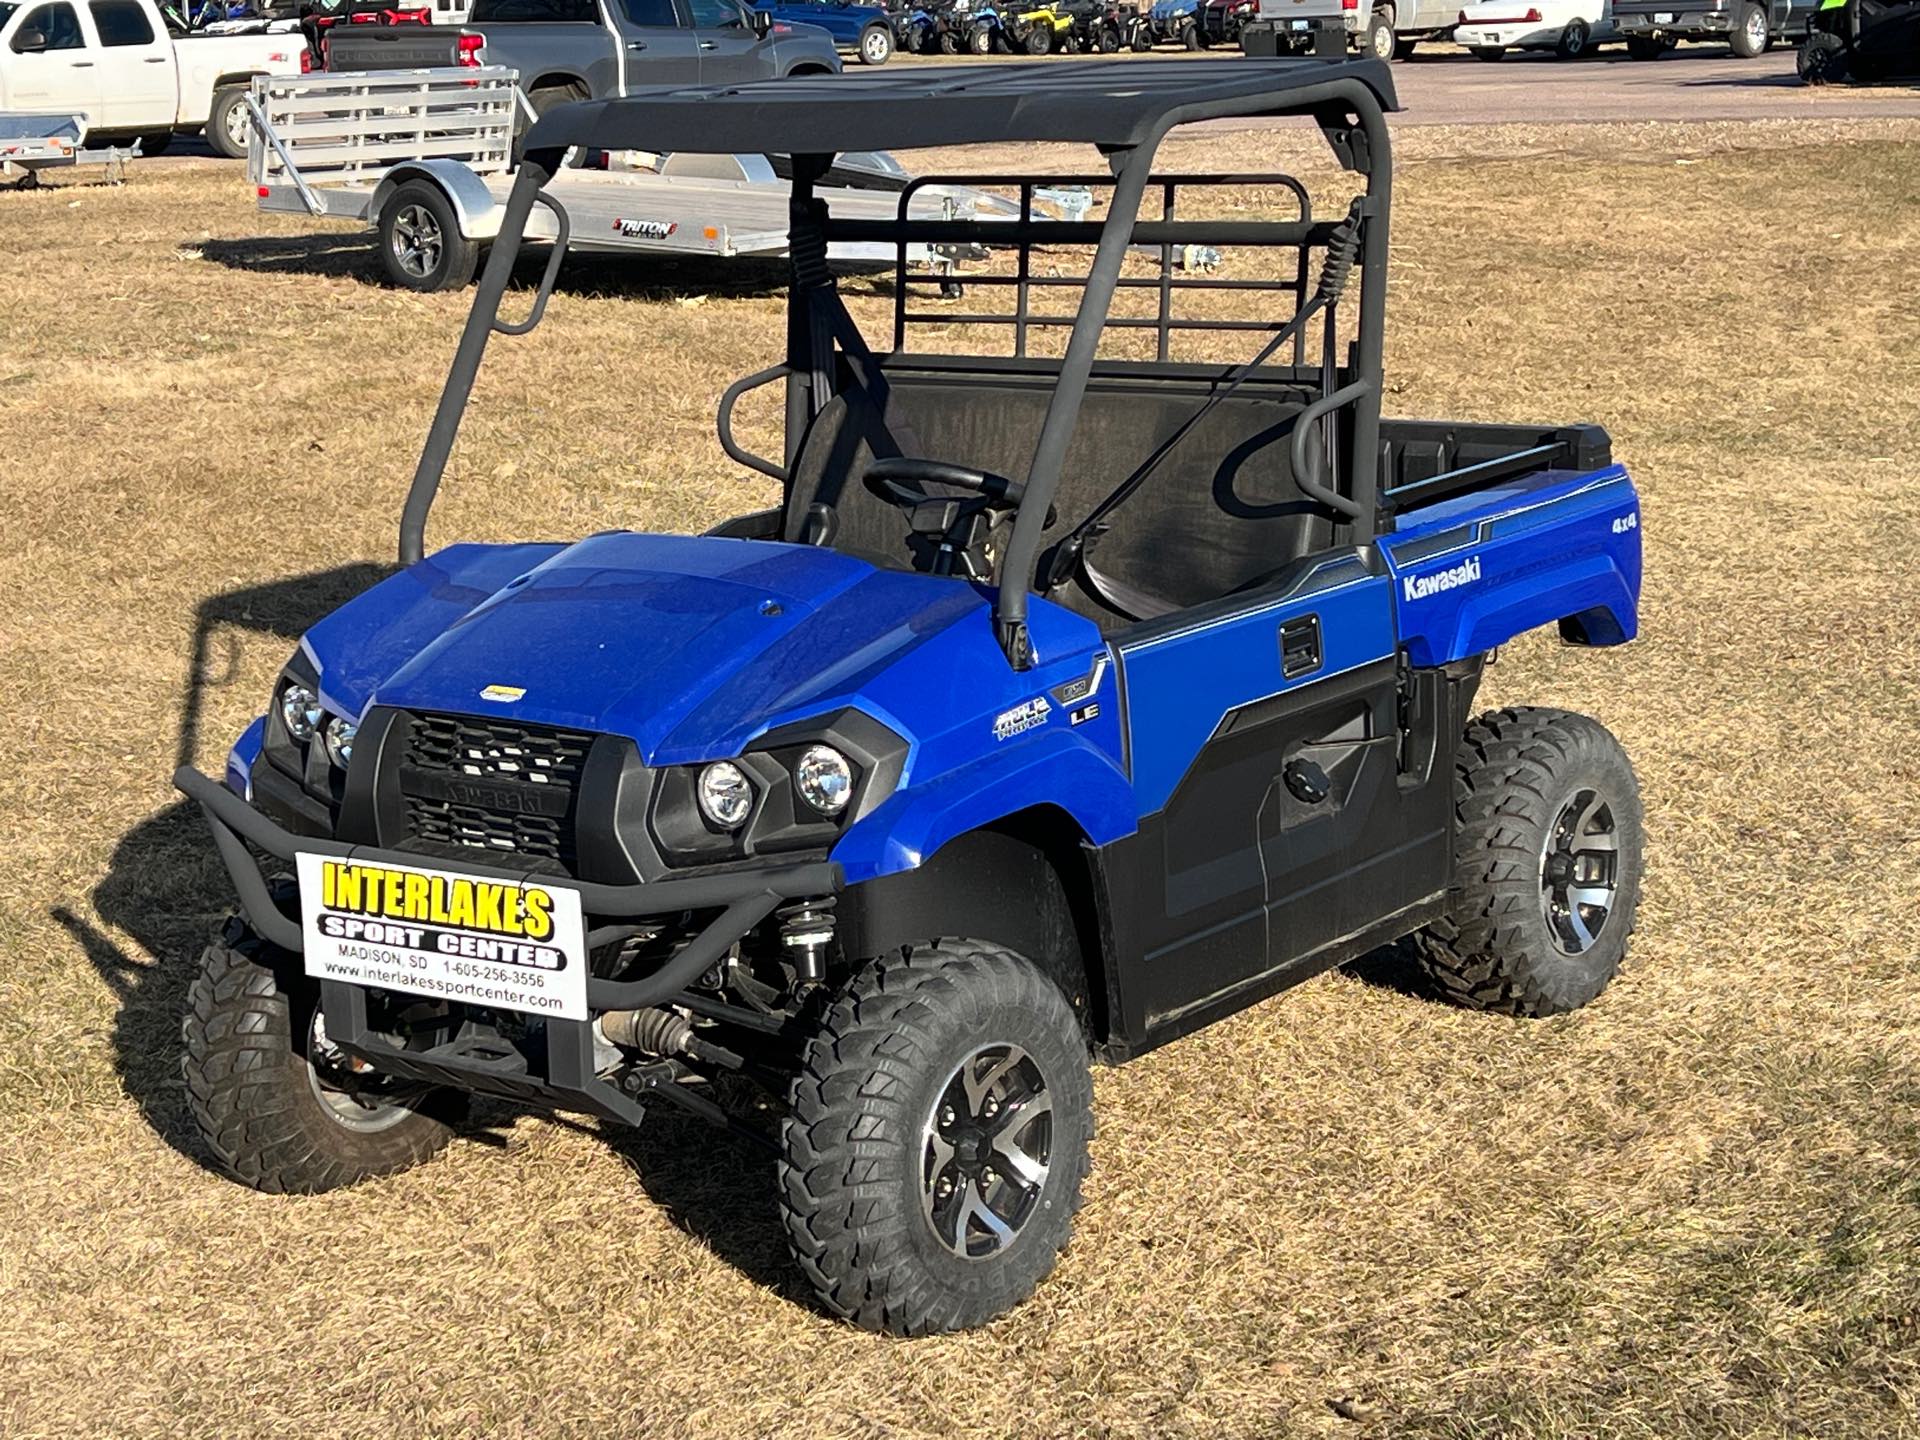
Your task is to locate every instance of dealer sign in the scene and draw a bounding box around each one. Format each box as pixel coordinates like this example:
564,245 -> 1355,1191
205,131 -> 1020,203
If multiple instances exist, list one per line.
296,855 -> 588,1020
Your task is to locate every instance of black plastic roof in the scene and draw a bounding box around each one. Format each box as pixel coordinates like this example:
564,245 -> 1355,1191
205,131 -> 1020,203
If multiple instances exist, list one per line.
523,59 -> 1398,159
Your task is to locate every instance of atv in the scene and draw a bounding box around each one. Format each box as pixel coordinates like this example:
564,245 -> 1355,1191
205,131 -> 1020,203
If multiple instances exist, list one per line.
1799,0 -> 1920,79
1008,0 -> 1078,48
177,58 -> 1647,1337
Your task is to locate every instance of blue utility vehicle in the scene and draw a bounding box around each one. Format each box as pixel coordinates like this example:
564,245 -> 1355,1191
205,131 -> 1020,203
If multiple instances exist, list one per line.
177,61 -> 1646,1336
756,0 -> 897,61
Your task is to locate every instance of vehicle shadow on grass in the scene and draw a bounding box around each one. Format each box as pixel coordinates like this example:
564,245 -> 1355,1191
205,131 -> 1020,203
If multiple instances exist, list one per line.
53,562 -> 401,1171
198,233 -> 800,303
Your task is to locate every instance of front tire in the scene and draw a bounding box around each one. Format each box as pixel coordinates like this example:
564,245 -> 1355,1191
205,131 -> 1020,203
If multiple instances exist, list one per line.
781,942 -> 1093,1335
1364,9 -> 1394,59
1026,22 -> 1054,51
1413,708 -> 1644,1017
181,924 -> 464,1194
1798,28 -> 1847,81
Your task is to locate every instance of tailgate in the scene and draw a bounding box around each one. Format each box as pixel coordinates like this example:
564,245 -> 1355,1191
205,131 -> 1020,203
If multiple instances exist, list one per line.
326,26 -> 465,70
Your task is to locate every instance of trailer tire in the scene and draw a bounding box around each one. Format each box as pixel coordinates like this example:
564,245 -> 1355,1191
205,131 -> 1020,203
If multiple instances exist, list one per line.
1412,707 -> 1644,1018
206,84 -> 252,160
378,180 -> 480,293
781,941 -> 1093,1336
182,922 -> 465,1194
859,21 -> 895,62
1729,1 -> 1769,54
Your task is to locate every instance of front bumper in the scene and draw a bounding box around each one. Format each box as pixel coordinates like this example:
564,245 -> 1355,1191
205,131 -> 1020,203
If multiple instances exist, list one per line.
177,764 -> 840,1124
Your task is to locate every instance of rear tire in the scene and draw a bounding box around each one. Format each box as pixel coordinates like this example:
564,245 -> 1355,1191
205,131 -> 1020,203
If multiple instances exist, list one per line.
1364,9 -> 1394,58
1393,35 -> 1418,57
181,923 -> 464,1194
970,22 -> 992,50
205,84 -> 252,160
781,941 -> 1093,1336
1412,708 -> 1644,1018
1182,18 -> 1203,45
133,129 -> 172,156
1729,0 -> 1769,55
1027,23 -> 1054,50
1554,16 -> 1591,55
377,179 -> 479,293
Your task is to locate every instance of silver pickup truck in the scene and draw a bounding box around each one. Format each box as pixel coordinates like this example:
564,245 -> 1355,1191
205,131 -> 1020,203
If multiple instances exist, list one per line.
323,0 -> 841,120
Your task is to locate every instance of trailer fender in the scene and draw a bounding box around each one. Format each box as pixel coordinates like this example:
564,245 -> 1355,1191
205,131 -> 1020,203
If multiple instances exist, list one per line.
373,161 -> 502,242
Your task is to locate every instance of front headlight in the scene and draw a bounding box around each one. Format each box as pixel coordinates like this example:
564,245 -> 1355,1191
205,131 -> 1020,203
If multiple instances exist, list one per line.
697,761 -> 754,830
280,684 -> 322,742
794,744 -> 854,816
324,717 -> 358,770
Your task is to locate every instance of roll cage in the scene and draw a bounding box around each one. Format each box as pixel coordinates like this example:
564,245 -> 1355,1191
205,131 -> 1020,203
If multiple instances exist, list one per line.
398,60 -> 1401,668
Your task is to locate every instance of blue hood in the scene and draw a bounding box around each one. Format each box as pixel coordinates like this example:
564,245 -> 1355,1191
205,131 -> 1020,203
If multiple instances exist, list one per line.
302,533 -> 1096,769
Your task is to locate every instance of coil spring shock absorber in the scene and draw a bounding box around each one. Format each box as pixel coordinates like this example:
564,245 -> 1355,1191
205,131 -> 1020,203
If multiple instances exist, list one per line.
777,895 -> 837,985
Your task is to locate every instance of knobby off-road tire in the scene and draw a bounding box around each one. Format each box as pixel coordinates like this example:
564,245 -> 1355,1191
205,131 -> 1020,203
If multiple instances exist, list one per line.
182,923 -> 464,1194
1413,707 -> 1644,1017
781,942 -> 1094,1335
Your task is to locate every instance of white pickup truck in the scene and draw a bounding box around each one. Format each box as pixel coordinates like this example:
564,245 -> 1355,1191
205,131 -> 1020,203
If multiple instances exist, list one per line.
0,0 -> 304,158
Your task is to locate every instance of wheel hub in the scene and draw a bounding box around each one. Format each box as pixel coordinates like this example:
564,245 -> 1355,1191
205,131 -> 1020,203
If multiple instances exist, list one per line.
921,1044 -> 1053,1260
1540,787 -> 1619,956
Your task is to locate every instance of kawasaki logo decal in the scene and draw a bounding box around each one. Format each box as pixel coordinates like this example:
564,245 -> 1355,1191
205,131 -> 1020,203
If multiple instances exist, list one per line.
1403,556 -> 1481,603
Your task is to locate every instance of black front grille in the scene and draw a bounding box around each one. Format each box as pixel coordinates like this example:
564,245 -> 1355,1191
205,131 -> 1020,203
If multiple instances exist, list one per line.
397,714 -> 594,869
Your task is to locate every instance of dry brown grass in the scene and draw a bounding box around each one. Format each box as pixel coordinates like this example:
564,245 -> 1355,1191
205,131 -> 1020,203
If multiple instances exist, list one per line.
2,116 -> 1919,1439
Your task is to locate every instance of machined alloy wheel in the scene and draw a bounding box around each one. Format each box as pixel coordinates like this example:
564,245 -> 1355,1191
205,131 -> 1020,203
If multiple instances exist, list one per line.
1539,788 -> 1618,955
1412,707 -> 1644,1017
861,23 -> 894,61
1556,16 -> 1591,55
305,1010 -> 423,1134
781,941 -> 1093,1334
1731,0 -> 1769,54
920,1044 -> 1053,1259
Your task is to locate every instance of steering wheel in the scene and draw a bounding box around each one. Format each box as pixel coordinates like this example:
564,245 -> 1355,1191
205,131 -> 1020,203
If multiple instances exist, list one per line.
861,457 -> 1028,510
859,458 -> 1033,580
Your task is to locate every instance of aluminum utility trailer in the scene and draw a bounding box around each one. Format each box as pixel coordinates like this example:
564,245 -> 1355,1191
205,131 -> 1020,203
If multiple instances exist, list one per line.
246,68 -> 984,292
0,115 -> 138,190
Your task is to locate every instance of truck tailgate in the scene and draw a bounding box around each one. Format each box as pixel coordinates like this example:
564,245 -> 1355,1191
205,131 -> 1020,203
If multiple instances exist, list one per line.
326,27 -> 465,70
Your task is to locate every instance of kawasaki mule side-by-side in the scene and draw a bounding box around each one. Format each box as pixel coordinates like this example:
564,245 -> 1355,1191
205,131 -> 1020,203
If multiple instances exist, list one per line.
176,61 -> 1646,1335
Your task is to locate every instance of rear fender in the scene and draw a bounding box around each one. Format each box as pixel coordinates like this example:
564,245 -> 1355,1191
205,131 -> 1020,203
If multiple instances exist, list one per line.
1386,466 -> 1641,667
373,161 -> 501,241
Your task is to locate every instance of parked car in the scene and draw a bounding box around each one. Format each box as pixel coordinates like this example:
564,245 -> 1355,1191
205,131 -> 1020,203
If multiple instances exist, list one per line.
1612,0 -> 1815,54
322,0 -> 841,120
176,59 -> 1646,1339
1245,0 -> 1456,55
1455,0 -> 1618,55
0,0 -> 303,156
757,0 -> 893,60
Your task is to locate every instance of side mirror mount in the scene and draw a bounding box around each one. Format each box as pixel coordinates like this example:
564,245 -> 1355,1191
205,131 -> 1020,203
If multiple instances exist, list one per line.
13,27 -> 49,50
749,6 -> 773,36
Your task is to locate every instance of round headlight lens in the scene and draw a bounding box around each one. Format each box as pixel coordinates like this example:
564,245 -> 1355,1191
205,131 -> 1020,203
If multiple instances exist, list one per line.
324,717 -> 358,770
280,684 -> 322,742
697,760 -> 753,830
794,744 -> 854,816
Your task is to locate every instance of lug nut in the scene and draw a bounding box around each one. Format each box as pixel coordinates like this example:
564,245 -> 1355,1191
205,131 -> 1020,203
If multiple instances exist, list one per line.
940,1105 -> 955,1128
936,1175 -> 954,1198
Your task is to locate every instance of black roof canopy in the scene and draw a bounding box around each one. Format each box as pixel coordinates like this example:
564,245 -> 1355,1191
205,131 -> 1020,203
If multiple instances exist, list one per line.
523,59 -> 1399,161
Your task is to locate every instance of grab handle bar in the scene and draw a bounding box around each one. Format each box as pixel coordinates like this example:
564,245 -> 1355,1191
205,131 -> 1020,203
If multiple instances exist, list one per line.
717,363 -> 793,482
492,190 -> 569,337
1290,378 -> 1370,521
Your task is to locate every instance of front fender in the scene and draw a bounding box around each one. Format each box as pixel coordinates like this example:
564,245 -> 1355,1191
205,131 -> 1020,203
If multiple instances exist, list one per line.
830,732 -> 1135,885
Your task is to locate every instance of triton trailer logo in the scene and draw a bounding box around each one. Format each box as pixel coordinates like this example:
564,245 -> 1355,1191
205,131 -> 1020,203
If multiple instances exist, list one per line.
612,217 -> 677,240
1403,555 -> 1482,603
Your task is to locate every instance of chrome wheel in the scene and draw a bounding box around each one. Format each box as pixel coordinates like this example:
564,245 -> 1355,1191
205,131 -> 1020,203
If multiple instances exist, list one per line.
1541,787 -> 1619,956
921,1044 -> 1052,1260
390,203 -> 444,281
1744,6 -> 1767,46
306,1010 -> 417,1134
